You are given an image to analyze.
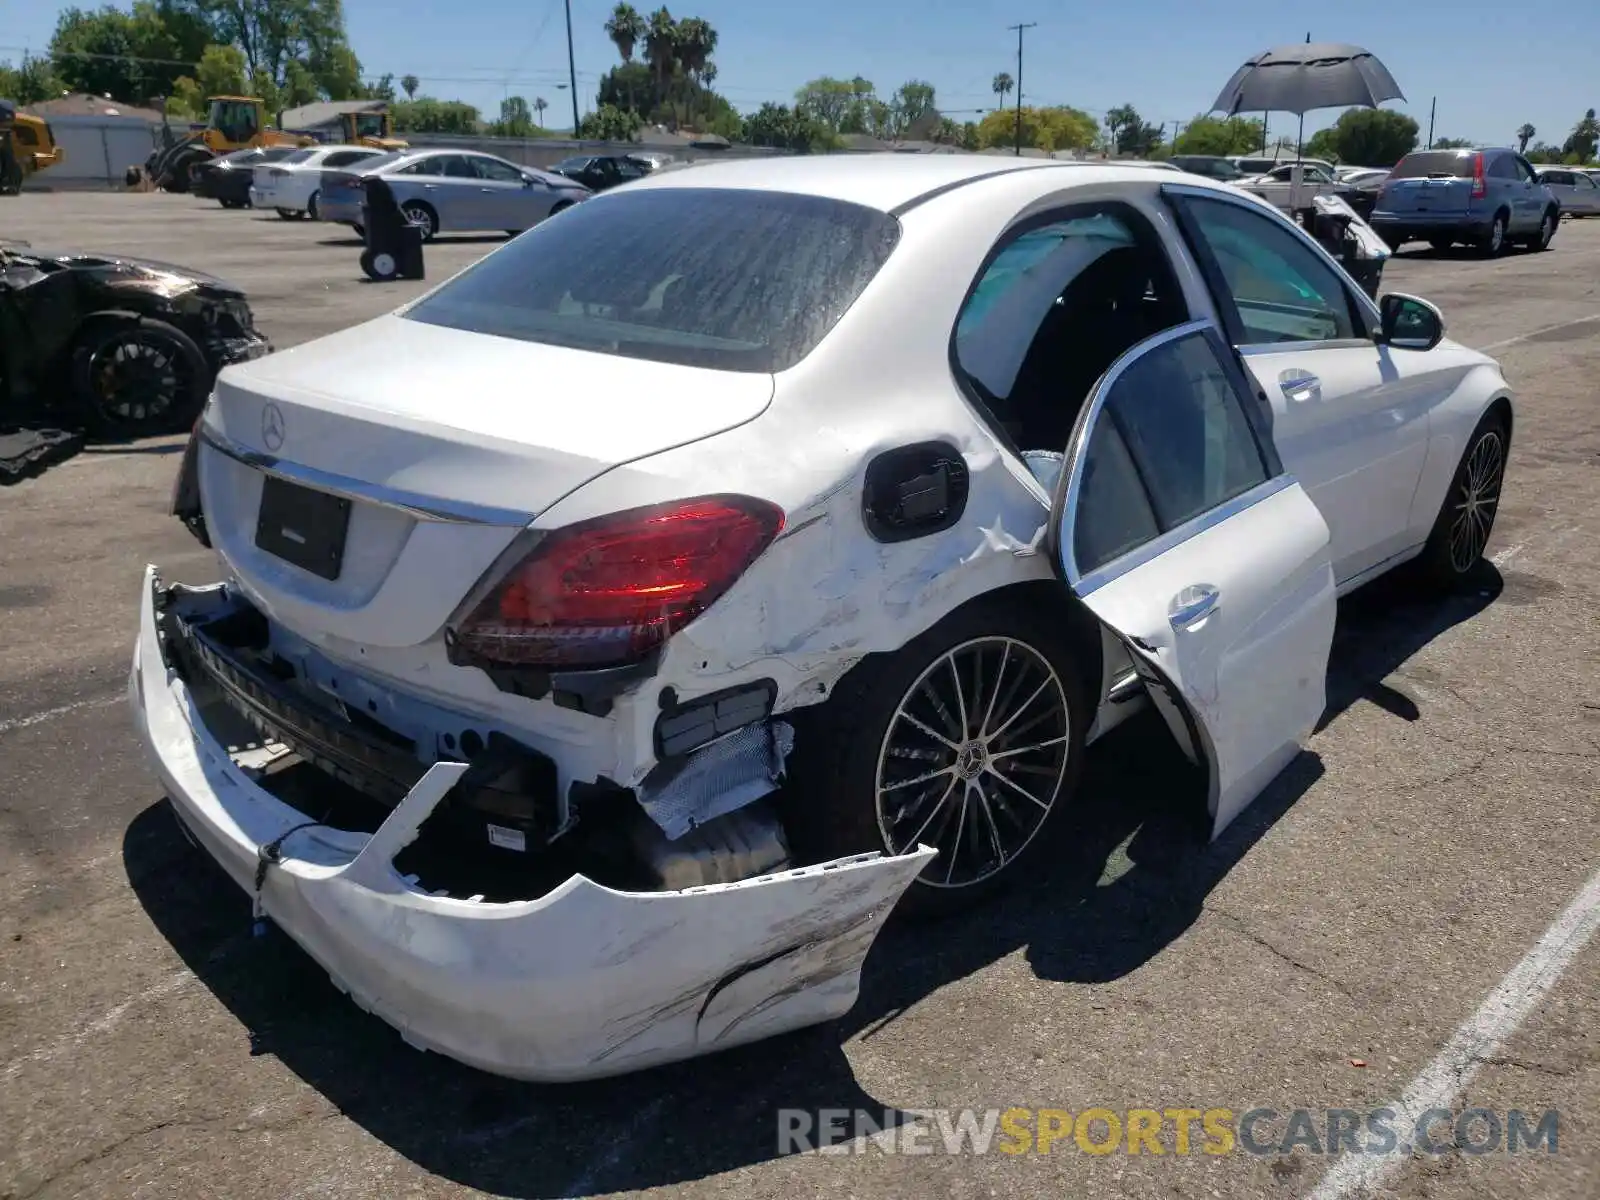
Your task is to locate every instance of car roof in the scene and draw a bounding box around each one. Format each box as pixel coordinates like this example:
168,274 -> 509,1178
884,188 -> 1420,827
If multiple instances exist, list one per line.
619,153 -> 1208,214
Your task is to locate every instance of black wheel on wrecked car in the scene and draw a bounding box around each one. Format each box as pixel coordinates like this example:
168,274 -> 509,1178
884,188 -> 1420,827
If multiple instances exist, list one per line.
70,317 -> 209,440
783,596 -> 1089,918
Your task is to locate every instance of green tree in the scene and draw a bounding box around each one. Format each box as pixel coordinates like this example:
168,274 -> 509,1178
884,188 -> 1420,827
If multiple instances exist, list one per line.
643,7 -> 678,101
1515,123 -> 1535,153
49,6 -> 144,102
1303,126 -> 1340,161
391,96 -> 479,134
1316,107 -> 1418,165
1562,108 -> 1599,162
167,41 -> 247,116
604,3 -> 646,63
794,75 -> 878,134
1171,114 -> 1265,156
0,56 -> 65,105
991,72 -> 1012,109
741,101 -> 831,152
400,72 -> 418,99
888,79 -> 938,139
533,96 -> 548,125
490,94 -> 535,137
579,101 -> 642,141
1526,140 -> 1560,161
975,105 -> 1095,152
1431,136 -> 1474,149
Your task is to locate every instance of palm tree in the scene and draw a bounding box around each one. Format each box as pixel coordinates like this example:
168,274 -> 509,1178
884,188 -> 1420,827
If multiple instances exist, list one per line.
675,17 -> 717,84
534,96 -> 548,127
604,3 -> 646,63
643,7 -> 680,125
1516,123 -> 1536,153
400,73 -> 419,100
992,72 -> 1013,110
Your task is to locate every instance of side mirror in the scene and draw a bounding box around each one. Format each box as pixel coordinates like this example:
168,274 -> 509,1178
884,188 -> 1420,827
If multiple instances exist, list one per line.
1377,293 -> 1445,352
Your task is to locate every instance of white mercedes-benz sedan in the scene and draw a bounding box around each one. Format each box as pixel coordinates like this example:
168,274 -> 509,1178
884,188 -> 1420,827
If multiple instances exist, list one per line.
133,154 -> 1513,1082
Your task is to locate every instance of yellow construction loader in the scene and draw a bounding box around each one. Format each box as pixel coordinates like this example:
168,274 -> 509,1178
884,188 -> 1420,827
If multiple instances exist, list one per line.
0,100 -> 65,195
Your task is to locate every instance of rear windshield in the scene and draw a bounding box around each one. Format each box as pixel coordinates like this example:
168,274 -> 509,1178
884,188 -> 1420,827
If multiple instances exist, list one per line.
1391,151 -> 1477,179
403,187 -> 902,373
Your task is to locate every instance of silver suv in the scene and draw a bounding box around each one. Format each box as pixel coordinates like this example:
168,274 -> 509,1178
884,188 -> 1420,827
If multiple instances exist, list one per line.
1370,147 -> 1559,255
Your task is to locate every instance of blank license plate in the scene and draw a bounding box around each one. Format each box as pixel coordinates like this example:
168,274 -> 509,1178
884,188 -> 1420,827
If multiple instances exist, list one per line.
254,475 -> 352,581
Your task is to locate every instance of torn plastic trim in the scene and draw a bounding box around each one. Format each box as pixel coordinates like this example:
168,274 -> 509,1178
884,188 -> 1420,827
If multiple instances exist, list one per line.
132,565 -> 935,1081
637,719 -> 795,841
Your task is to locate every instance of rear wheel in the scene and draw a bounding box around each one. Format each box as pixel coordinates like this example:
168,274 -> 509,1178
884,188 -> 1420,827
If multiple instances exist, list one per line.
1478,212 -> 1508,256
784,599 -> 1089,917
307,190 -> 320,220
275,207 -> 298,219
70,317 -> 209,440
400,200 -> 437,241
1412,413 -> 1508,589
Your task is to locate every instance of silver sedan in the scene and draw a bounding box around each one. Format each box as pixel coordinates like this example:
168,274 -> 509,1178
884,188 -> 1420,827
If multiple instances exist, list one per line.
1533,167 -> 1600,218
317,149 -> 593,239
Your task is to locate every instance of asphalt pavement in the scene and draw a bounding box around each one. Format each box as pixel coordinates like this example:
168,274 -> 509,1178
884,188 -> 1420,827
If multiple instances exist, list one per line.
1,192 -> 1597,1200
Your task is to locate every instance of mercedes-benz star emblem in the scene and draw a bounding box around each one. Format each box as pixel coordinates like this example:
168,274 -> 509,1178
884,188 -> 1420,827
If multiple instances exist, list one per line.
261,402 -> 286,452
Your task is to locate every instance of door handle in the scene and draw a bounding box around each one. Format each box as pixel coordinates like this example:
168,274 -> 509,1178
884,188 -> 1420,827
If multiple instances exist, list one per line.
1279,369 -> 1321,402
1168,584 -> 1220,628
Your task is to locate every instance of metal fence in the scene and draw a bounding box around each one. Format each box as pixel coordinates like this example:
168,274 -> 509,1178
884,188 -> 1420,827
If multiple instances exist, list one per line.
21,114 -> 161,189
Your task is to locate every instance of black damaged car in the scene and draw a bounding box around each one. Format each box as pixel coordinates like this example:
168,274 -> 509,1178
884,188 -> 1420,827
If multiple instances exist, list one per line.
0,240 -> 270,438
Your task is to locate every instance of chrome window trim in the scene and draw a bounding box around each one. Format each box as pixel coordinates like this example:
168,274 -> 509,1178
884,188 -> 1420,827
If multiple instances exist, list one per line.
1055,318 -> 1292,594
198,425 -> 535,528
1159,180 -> 1384,330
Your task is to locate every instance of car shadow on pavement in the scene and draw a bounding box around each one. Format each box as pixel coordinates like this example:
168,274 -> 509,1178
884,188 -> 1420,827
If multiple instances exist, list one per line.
119,568 -> 1504,1196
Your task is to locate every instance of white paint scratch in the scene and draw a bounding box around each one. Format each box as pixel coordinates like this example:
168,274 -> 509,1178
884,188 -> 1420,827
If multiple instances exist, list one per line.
0,693 -> 121,736
1308,863 -> 1600,1199
1478,312 -> 1600,354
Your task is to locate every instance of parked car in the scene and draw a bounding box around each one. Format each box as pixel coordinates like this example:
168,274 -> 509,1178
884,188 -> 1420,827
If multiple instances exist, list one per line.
1532,166 -> 1600,217
144,155 -> 1515,1083
549,153 -> 660,192
1169,155 -> 1246,181
249,144 -> 386,219
1370,147 -> 1559,254
0,239 -> 268,437
316,149 -> 591,239
1236,161 -> 1371,216
190,146 -> 301,208
1229,155 -> 1336,178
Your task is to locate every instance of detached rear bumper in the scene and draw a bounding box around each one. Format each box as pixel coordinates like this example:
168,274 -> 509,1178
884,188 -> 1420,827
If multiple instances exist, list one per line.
129,567 -> 932,1081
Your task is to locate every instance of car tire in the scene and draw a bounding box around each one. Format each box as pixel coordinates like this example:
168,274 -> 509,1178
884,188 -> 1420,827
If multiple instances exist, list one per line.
400,201 -> 437,241
350,223 -> 364,239
275,207 -> 297,219
1530,209 -> 1558,251
1411,412 -> 1509,590
782,596 -> 1090,918
307,190 -> 319,220
1478,212 -> 1508,257
70,316 -> 210,440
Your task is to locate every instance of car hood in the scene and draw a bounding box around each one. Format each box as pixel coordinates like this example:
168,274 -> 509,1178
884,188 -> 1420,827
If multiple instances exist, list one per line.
31,251 -> 246,296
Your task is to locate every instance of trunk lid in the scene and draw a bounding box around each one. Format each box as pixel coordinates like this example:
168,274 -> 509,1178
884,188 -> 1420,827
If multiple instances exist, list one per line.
1379,176 -> 1472,216
199,314 -> 774,648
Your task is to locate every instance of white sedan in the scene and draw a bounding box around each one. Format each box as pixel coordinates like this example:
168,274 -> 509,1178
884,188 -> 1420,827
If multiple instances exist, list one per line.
248,144 -> 386,220
136,155 -> 1513,1082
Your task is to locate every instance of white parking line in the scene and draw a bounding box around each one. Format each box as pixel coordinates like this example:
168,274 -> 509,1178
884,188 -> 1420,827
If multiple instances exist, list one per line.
1479,312 -> 1600,354
1308,863 -> 1600,1199
0,693 -> 121,736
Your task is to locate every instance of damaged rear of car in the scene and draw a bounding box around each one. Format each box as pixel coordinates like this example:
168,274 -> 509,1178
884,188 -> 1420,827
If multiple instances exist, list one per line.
135,183 -> 945,1080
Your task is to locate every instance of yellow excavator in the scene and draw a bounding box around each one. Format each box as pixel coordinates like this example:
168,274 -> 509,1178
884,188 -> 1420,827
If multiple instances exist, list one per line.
0,99 -> 65,195
132,96 -> 405,192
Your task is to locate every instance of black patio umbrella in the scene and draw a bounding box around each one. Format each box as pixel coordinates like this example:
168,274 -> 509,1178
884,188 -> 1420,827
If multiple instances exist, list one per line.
1212,39 -> 1405,159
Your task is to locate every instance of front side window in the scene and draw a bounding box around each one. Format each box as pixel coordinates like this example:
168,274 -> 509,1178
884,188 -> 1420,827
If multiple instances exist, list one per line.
399,156 -> 446,176
471,156 -> 524,183
1073,328 -> 1272,576
1177,194 -> 1357,345
404,187 -> 900,372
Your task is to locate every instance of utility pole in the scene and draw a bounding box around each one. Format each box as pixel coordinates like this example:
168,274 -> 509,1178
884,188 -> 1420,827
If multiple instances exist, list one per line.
564,0 -> 580,135
1008,22 -> 1036,156
1427,96 -> 1436,149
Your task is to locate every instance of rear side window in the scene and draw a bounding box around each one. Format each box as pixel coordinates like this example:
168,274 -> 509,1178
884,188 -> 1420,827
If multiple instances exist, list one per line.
281,149 -> 316,165
1390,151 -> 1476,180
404,187 -> 901,372
325,149 -> 375,168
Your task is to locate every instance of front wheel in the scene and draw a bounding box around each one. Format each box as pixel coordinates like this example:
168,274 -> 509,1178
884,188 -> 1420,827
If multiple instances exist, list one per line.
400,201 -> 437,241
307,190 -> 319,220
1530,210 -> 1557,251
1412,414 -> 1508,589
70,317 -> 210,439
784,599 -> 1089,917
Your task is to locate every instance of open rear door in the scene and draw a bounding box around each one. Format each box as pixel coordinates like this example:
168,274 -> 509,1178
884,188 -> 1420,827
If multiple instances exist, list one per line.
1050,320 -> 1336,838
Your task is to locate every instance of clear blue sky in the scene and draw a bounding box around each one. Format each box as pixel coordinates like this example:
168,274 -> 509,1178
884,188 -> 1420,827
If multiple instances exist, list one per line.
13,0 -> 1599,144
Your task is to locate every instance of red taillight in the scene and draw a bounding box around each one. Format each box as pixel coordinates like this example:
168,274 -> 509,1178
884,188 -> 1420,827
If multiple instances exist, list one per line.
1471,152 -> 1486,199
449,496 -> 785,671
